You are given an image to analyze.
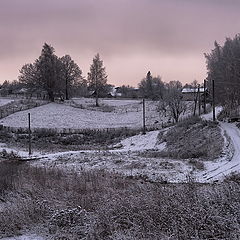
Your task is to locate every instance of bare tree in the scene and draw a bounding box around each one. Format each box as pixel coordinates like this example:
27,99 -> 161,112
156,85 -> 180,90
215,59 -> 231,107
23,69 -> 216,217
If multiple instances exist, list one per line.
161,88 -> 187,123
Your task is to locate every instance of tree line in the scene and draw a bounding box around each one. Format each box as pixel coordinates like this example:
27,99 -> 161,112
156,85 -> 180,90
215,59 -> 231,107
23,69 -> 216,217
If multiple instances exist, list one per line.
205,34 -> 240,111
2,42 -> 194,122
18,43 -> 108,103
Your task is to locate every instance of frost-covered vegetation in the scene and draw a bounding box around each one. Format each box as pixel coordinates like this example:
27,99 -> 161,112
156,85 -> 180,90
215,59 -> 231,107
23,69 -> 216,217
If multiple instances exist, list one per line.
0,160 -> 240,239
161,116 -> 224,159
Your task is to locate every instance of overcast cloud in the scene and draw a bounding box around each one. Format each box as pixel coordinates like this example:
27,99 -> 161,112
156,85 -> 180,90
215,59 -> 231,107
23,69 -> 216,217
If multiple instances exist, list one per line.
1,0 -> 240,86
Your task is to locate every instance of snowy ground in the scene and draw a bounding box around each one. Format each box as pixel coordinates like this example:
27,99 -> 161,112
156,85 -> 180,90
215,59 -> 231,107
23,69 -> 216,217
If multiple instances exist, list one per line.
1,102 -> 239,185
0,98 -> 14,107
0,234 -> 44,240
72,98 -> 140,107
1,104 -> 240,240
0,101 -> 160,129
196,107 -> 240,182
0,129 -> 192,183
0,99 -> 194,130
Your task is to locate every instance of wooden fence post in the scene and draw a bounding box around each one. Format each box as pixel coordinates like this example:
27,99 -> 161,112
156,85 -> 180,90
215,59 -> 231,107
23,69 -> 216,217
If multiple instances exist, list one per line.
28,113 -> 32,155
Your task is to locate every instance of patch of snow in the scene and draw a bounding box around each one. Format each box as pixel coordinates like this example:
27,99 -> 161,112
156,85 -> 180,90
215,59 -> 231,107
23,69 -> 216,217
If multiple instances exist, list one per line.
117,131 -> 160,152
201,106 -> 222,121
0,234 -> 44,240
0,98 -> 14,107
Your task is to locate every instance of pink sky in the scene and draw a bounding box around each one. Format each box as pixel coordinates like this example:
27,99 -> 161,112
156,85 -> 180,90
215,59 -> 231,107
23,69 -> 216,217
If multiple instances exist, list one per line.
1,0 -> 240,86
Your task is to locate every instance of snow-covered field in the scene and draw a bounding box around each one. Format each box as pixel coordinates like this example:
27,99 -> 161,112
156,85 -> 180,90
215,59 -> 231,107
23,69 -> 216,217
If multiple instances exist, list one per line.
1,101 -> 240,239
1,103 -> 239,183
72,98 -> 140,107
1,101 -> 239,184
0,100 -> 164,129
0,98 -> 194,130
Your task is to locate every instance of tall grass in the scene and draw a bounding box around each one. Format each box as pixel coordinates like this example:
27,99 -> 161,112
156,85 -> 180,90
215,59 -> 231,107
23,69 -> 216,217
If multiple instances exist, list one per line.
0,160 -> 240,239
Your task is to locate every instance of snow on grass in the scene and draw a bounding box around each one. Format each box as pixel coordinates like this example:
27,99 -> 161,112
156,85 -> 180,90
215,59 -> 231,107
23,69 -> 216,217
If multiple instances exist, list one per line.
72,98 -> 140,107
0,234 -> 44,240
32,150 -> 192,183
0,101 -> 163,129
0,98 -> 14,107
0,127 -> 192,183
116,131 -> 160,151
201,106 -> 222,121
0,98 -> 195,130
22,129 -> 191,183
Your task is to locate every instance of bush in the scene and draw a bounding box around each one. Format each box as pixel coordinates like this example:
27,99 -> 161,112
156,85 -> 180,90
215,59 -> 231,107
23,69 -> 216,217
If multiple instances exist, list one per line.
189,159 -> 205,171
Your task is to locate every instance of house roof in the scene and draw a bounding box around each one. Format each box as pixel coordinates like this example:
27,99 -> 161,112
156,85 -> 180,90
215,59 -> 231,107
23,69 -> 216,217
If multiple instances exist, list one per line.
182,87 -> 205,93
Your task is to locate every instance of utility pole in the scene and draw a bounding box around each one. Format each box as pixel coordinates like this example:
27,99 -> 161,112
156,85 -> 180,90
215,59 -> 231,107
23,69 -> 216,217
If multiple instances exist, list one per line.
28,113 -> 32,155
198,85 -> 201,116
142,98 -> 146,134
203,79 -> 206,114
212,80 -> 216,121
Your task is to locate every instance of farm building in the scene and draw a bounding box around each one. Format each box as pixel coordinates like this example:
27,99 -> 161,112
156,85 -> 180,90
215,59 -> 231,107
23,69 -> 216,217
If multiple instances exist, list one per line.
182,87 -> 206,101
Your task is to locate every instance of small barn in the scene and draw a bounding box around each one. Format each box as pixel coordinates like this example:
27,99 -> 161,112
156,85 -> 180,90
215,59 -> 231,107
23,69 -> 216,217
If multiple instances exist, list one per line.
182,88 -> 205,101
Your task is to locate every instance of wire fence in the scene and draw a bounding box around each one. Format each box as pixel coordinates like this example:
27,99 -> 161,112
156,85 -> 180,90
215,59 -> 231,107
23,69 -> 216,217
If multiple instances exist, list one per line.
0,98 -> 202,136
0,99 -> 48,119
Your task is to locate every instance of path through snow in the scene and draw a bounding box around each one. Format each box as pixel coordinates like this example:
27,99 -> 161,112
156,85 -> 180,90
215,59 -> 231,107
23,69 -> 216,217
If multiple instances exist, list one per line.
198,108 -> 240,181
198,122 -> 240,181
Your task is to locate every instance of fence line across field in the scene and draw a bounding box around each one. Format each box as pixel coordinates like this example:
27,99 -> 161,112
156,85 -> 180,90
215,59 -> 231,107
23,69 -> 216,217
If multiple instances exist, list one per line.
0,98 -> 203,136
0,99 -> 48,119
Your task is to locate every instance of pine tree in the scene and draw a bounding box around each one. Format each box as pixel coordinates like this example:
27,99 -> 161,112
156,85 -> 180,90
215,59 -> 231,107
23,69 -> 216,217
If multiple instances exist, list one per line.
37,43 -> 59,101
87,53 -> 108,106
205,35 -> 240,108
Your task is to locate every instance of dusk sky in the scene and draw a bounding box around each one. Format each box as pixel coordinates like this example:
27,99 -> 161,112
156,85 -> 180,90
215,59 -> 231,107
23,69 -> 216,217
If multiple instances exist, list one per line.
1,0 -> 240,86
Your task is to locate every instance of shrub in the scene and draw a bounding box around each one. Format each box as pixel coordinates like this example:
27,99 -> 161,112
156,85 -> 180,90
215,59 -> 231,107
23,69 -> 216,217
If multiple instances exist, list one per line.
189,159 -> 205,171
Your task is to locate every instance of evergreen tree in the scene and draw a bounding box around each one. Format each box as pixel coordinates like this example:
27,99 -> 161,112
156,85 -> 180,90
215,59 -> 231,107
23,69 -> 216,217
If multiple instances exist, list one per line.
37,43 -> 59,101
87,53 -> 108,106
19,63 -> 40,92
139,71 -> 165,100
19,43 -> 84,101
205,35 -> 240,109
